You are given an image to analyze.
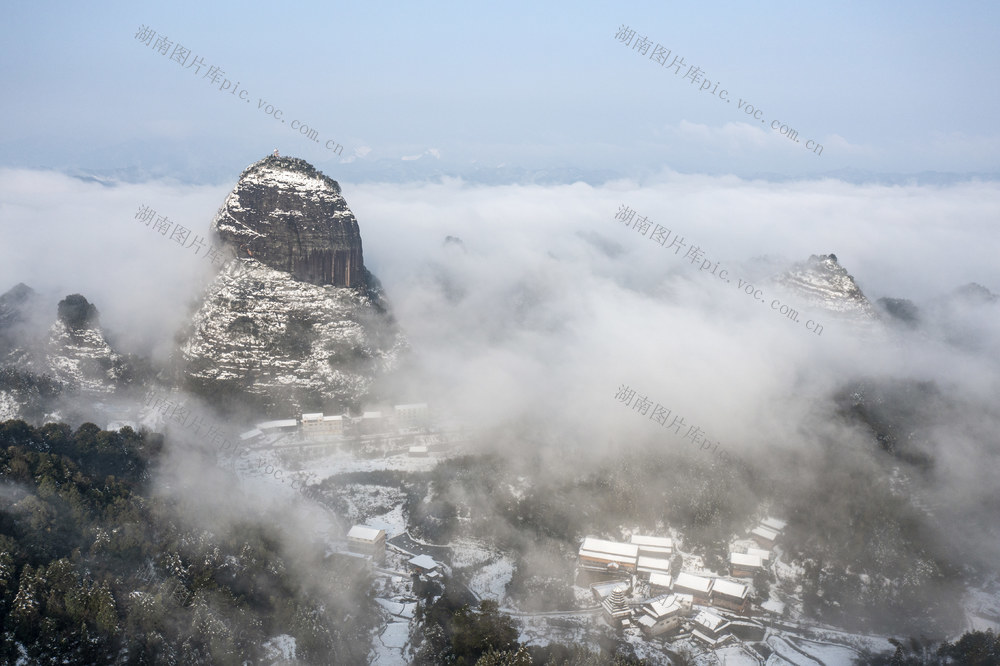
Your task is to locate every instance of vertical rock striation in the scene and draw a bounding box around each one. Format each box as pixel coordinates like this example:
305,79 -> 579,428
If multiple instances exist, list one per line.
212,155 -> 365,288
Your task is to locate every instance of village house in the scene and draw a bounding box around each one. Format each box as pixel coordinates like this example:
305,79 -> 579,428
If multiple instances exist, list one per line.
300,413 -> 345,442
746,546 -> 771,564
647,572 -> 673,593
673,571 -> 713,604
629,534 -> 673,557
578,537 -> 639,574
636,555 -> 673,580
408,445 -> 429,457
346,525 -> 386,563
730,551 -> 764,578
635,593 -> 692,637
690,610 -> 734,647
750,525 -> 780,549
710,578 -> 751,615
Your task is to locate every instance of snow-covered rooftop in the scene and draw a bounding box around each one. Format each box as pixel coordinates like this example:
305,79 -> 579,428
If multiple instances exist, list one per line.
637,556 -> 672,573
761,517 -> 788,532
579,537 -> 639,559
674,571 -> 713,593
751,526 -> 779,541
692,610 -> 729,632
644,594 -> 685,619
711,578 -> 748,599
408,555 -> 438,571
648,572 -> 673,588
257,419 -> 298,430
731,552 -> 763,568
347,525 -> 385,542
630,534 -> 673,549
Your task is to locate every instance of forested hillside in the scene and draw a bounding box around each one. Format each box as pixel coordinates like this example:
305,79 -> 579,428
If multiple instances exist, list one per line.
0,420 -> 376,665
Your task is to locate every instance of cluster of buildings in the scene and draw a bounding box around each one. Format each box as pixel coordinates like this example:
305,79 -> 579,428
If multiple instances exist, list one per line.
240,403 -> 432,446
346,523 -> 444,580
578,517 -> 787,647
729,516 -> 786,578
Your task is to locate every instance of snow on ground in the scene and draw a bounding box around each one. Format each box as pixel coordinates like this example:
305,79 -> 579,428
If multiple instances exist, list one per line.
716,644 -> 766,665
468,556 -> 515,603
772,555 -> 805,583
761,598 -> 785,615
261,634 -> 297,663
968,613 -> 1000,632
367,503 -> 407,537
768,635 -> 821,666
804,626 -> 895,657
682,553 -> 706,572
572,583 -> 600,607
236,445 -> 442,482
329,483 -> 407,525
964,577 -> 1000,633
790,637 -> 861,665
449,537 -> 500,569
376,598 -> 417,619
371,620 -> 410,665
518,615 -> 601,652
0,390 -> 19,420
623,630 -> 678,664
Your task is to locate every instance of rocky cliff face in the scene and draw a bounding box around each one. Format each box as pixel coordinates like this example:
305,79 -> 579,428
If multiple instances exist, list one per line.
212,156 -> 365,288
179,156 -> 406,416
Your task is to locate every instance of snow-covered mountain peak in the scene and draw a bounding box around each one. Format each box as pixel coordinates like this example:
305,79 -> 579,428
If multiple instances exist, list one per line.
775,253 -> 877,319
211,155 -> 365,288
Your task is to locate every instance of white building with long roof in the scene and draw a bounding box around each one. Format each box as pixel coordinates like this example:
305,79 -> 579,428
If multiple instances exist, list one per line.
629,534 -> 674,557
578,537 -> 639,573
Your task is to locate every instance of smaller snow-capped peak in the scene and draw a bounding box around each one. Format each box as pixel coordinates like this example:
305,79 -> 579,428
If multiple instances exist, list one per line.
775,253 -> 876,319
45,294 -> 125,395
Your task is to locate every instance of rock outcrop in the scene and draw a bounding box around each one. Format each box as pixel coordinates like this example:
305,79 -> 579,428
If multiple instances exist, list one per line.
179,156 -> 406,416
212,156 -> 365,288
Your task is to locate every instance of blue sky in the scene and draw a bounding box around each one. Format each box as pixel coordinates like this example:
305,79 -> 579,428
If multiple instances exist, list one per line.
1,1 -> 999,182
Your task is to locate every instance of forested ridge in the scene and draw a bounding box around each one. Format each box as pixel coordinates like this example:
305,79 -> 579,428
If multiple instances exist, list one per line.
0,419 -> 375,665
